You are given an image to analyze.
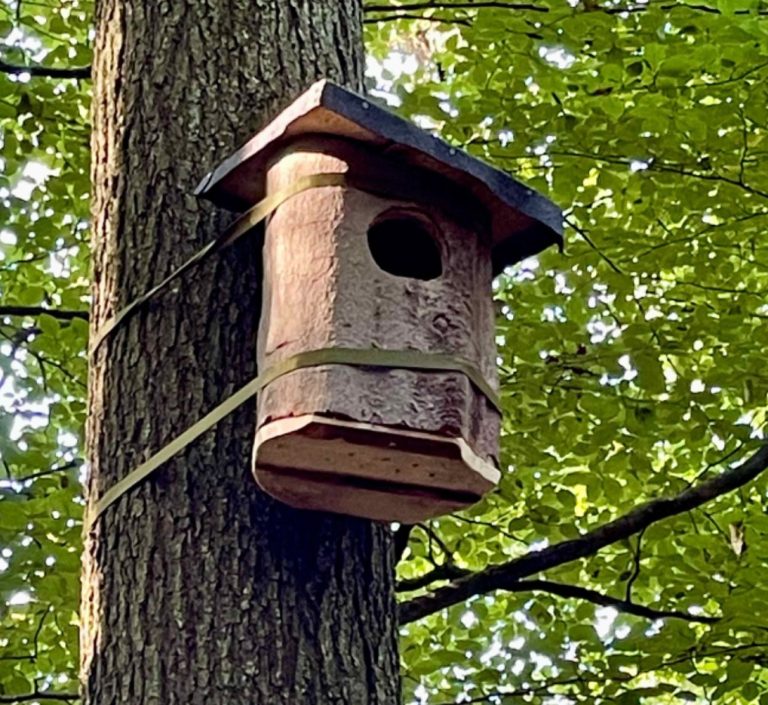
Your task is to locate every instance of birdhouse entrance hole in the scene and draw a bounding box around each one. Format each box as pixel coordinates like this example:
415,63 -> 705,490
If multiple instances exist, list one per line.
367,211 -> 443,281
196,81 -> 563,523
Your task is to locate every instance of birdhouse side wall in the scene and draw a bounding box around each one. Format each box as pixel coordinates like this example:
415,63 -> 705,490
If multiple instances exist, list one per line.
256,144 -> 500,467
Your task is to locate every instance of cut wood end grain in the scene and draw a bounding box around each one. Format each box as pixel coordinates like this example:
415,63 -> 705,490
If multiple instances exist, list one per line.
253,414 -> 499,522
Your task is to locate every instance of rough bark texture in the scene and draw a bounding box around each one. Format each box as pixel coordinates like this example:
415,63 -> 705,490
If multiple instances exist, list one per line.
83,2 -> 400,704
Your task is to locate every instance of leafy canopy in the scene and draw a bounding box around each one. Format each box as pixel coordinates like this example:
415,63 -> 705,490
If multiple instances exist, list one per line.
1,0 -> 767,703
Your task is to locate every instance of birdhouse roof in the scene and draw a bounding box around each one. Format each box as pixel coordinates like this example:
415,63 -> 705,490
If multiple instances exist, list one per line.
195,80 -> 563,271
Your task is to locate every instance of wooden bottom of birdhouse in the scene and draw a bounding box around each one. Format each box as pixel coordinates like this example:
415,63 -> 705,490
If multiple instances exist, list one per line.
252,414 -> 500,523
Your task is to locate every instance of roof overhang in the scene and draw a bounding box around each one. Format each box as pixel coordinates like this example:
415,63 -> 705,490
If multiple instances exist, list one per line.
196,80 -> 563,272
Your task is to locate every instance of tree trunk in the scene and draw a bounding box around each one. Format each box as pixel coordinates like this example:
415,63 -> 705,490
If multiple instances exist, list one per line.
82,2 -> 401,704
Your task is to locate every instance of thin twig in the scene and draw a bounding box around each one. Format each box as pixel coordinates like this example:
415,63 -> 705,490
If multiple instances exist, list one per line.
0,306 -> 89,322
0,59 -> 90,80
365,1 -> 549,13
517,578 -> 718,624
564,215 -> 624,275
624,527 -> 645,601
0,694 -> 79,704
364,12 -> 472,25
9,459 -> 82,484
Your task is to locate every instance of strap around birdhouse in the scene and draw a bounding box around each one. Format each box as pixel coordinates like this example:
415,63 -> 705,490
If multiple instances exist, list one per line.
84,346 -> 501,532
89,171 -> 350,355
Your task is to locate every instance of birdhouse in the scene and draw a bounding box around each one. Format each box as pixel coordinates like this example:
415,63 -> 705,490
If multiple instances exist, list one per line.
196,80 -> 562,523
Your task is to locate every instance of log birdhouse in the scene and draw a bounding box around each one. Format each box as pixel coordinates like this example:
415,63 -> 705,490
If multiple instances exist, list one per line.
196,80 -> 562,523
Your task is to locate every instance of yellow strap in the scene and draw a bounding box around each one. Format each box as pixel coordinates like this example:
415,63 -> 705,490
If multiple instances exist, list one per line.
280,347 -> 501,412
89,172 -> 349,355
84,346 -> 500,531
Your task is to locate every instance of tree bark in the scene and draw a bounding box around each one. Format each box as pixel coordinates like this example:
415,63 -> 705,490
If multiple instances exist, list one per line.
82,2 -> 401,704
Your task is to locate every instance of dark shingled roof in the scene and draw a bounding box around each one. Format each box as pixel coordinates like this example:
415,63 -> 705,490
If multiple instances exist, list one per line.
196,80 -> 563,272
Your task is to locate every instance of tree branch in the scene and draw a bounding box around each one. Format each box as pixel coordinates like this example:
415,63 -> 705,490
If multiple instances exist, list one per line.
552,150 -> 768,201
0,59 -> 91,80
397,563 -> 470,592
365,1 -> 549,13
393,523 -> 414,563
624,527 -> 645,601
0,695 -> 78,704
0,306 -> 89,322
514,579 -> 718,624
363,0 -> 768,17
399,441 -> 768,624
364,12 -> 472,25
494,148 -> 768,201
417,521 -> 456,564
398,570 -> 717,622
8,459 -> 82,484
564,214 -> 624,275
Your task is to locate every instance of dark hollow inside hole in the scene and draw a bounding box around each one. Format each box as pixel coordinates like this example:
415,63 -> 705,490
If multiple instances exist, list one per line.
367,216 -> 443,281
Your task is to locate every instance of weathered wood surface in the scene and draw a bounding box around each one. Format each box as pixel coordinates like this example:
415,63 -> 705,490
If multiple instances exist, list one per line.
256,416 -> 497,523
252,139 -> 501,520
